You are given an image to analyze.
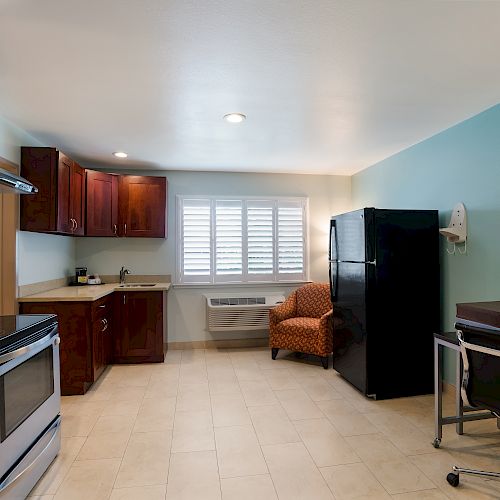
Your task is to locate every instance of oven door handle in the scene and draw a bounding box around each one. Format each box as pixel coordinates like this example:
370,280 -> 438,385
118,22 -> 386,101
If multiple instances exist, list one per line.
0,416 -> 61,494
0,324 -> 58,365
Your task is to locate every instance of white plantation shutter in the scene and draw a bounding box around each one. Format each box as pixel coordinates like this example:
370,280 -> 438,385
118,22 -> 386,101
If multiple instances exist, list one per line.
247,201 -> 274,278
215,200 -> 243,280
181,199 -> 211,282
177,196 -> 307,283
277,201 -> 305,279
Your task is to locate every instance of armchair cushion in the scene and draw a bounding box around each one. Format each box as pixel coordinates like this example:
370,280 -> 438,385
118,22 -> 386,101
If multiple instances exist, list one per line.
280,317 -> 321,334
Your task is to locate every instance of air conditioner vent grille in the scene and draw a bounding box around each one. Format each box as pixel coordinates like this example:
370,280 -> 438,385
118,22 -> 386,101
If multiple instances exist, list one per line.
210,297 -> 266,306
205,294 -> 285,332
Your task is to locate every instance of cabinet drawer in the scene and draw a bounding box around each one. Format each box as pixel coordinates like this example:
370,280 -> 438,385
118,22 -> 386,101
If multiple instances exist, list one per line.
92,296 -> 112,319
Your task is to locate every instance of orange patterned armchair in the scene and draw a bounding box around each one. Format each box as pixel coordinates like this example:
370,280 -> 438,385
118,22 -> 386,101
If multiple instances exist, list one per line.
269,283 -> 333,369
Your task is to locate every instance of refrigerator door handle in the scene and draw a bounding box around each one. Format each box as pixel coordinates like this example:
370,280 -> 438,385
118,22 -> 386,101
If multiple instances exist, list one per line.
334,260 -> 377,266
329,219 -> 338,262
330,261 -> 338,302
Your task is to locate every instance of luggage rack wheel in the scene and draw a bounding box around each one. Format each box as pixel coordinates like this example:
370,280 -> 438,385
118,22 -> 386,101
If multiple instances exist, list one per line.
446,472 -> 460,487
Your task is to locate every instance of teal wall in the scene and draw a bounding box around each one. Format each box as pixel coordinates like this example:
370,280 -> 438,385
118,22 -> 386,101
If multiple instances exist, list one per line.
352,104 -> 500,382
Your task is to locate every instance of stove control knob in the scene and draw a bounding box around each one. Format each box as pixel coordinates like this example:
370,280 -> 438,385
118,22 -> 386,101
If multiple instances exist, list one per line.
54,337 -> 61,346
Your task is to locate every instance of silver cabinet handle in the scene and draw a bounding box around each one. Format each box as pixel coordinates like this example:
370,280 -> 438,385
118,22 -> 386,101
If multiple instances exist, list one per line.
124,223 -> 127,235
0,326 -> 58,365
98,305 -> 106,309
0,416 -> 61,493
75,219 -> 78,230
101,318 -> 108,332
113,224 -> 118,236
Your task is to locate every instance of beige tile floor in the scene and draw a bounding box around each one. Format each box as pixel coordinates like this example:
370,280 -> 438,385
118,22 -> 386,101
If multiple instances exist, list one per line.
29,348 -> 500,499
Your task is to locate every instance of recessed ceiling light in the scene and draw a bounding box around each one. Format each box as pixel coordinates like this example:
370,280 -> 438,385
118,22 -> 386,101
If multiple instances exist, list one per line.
223,113 -> 246,123
113,151 -> 128,158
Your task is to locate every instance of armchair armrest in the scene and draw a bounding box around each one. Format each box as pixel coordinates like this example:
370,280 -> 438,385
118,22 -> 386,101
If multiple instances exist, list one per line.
319,308 -> 333,331
269,291 -> 297,327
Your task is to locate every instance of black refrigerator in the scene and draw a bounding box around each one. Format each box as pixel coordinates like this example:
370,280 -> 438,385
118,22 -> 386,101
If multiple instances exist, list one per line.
329,208 -> 440,400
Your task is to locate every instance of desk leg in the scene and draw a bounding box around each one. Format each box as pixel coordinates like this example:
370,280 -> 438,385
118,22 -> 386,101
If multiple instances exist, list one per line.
456,348 -> 464,435
434,341 -> 442,447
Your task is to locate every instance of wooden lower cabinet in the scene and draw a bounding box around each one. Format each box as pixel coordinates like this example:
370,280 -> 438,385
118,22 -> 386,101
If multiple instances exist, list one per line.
20,295 -> 113,395
113,291 -> 165,363
20,290 -> 165,394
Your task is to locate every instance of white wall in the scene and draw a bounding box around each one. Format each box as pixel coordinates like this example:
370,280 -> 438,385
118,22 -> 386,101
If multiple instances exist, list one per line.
76,169 -> 351,342
0,116 -> 76,286
17,232 -> 75,286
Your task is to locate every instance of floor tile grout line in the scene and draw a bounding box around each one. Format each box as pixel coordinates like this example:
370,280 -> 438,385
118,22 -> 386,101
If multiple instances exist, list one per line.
208,350 -> 226,500
264,355 -> 378,500
164,349 -> 182,496
229,350 -> 276,496
107,366 -> 151,495
48,366 -> 118,497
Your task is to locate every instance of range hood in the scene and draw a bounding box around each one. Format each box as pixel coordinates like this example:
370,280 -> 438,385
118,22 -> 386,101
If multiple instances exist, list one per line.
0,167 -> 38,194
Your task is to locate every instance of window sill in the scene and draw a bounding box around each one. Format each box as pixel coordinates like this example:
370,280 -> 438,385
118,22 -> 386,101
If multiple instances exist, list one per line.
172,280 -> 312,289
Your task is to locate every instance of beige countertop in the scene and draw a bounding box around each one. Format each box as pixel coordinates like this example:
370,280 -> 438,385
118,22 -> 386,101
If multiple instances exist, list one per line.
18,282 -> 171,302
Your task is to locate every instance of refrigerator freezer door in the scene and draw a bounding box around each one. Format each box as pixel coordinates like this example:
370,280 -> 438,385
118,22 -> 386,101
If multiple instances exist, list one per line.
330,209 -> 374,263
332,261 -> 374,395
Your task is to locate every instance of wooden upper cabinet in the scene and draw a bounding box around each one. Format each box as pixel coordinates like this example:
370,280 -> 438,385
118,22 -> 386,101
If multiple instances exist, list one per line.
119,175 -> 166,238
20,147 -> 85,235
85,170 -> 119,236
21,147 -> 166,238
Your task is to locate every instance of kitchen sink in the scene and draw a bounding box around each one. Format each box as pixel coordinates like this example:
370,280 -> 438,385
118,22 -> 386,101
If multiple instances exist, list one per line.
118,283 -> 156,287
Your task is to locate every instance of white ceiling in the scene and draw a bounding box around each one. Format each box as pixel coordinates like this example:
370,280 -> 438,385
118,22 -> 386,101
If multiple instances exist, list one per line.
0,0 -> 499,175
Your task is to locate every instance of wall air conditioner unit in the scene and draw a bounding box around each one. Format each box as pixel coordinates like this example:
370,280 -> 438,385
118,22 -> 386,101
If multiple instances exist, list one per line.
205,294 -> 285,332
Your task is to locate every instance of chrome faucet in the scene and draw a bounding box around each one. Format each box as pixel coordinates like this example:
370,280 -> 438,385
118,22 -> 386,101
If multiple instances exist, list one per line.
119,266 -> 131,284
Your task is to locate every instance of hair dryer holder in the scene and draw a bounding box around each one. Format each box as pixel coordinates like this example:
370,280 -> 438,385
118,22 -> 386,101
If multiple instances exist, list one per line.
439,202 -> 467,254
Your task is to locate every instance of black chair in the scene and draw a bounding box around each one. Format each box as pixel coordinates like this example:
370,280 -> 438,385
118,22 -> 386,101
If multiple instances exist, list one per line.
446,324 -> 500,487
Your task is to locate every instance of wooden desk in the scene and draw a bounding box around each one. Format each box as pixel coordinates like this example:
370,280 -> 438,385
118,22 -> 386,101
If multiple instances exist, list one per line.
457,301 -> 500,328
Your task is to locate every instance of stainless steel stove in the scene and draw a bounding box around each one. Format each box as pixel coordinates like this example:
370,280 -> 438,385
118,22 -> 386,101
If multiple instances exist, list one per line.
0,314 -> 61,499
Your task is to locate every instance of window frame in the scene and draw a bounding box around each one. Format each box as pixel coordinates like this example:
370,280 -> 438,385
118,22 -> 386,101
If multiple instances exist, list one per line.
176,195 -> 309,285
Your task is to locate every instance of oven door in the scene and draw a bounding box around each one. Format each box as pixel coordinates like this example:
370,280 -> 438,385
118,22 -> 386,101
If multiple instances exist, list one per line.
0,324 -> 60,480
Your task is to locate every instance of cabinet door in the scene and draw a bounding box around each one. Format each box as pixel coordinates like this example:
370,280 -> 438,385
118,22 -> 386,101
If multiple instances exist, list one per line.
86,170 -> 119,236
19,301 -> 92,396
20,147 -> 58,232
114,291 -> 163,362
104,311 -> 113,364
57,153 -> 73,234
119,176 -> 166,238
71,162 -> 86,236
92,318 -> 106,381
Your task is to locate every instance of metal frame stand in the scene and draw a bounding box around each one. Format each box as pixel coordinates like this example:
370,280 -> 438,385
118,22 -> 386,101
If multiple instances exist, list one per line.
433,332 -> 497,448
